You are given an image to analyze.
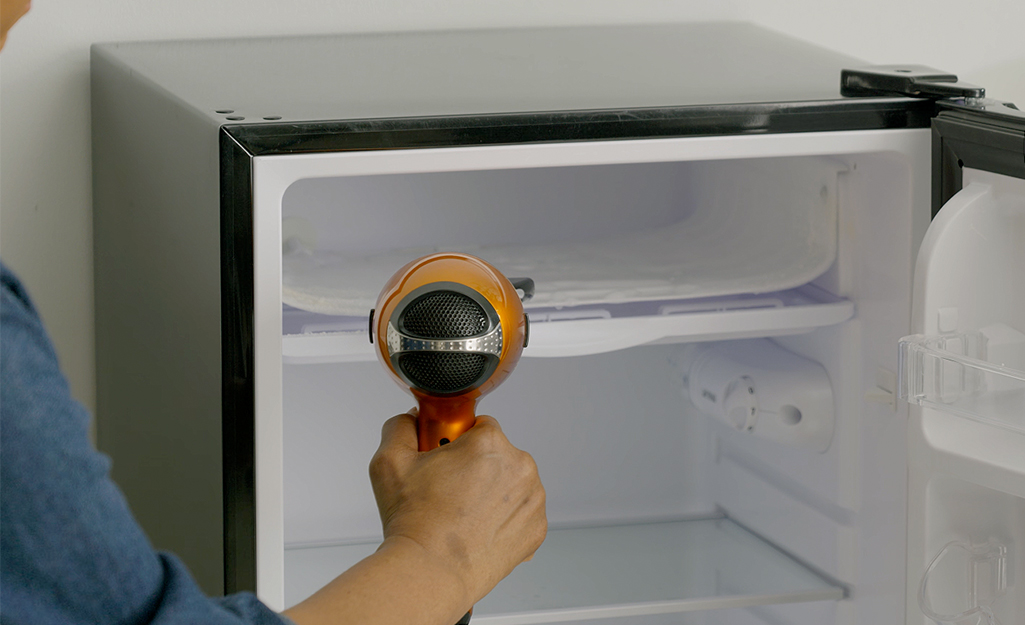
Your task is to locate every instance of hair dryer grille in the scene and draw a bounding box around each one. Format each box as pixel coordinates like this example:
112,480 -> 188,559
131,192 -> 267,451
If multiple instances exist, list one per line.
373,253 -> 528,451
401,291 -> 488,339
398,352 -> 490,394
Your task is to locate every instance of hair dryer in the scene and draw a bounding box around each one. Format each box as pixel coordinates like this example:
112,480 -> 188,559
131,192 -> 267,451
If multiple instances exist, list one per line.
370,252 -> 530,451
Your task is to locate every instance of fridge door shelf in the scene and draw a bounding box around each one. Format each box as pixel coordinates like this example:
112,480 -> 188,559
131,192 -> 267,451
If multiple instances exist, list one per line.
283,517 -> 845,623
899,330 -> 1025,432
282,285 -> 854,363
918,539 -> 1009,625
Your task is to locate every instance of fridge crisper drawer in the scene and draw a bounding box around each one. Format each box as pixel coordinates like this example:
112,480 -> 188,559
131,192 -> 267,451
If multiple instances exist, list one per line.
280,155 -> 852,360
284,517 -> 844,623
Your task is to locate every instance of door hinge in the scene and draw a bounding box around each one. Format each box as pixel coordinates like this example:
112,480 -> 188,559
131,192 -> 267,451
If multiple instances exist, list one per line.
841,65 -> 984,99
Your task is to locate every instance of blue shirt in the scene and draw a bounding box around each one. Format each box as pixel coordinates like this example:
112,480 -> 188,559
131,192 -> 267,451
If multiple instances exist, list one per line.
1,264 -> 292,625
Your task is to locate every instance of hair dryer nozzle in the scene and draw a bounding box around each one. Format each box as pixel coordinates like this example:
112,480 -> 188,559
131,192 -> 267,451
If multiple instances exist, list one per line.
372,253 -> 528,450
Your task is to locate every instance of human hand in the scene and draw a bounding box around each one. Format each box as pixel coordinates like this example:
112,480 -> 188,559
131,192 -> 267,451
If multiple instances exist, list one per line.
369,411 -> 547,606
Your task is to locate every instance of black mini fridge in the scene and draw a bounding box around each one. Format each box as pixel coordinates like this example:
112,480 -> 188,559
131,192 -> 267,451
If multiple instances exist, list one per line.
92,23 -> 1025,625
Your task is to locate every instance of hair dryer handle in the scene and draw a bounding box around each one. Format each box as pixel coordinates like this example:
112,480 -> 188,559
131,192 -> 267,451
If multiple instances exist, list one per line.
415,395 -> 478,451
416,398 -> 477,625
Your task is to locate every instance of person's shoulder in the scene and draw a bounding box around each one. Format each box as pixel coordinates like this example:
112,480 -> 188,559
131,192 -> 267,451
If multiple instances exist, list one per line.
0,261 -> 51,360
1,261 -> 38,316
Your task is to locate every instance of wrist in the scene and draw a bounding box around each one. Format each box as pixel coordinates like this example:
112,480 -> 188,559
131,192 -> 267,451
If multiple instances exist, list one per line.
284,534 -> 475,625
378,534 -> 477,608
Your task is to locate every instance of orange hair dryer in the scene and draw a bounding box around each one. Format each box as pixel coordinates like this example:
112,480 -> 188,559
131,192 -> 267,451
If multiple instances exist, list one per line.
370,252 -> 530,451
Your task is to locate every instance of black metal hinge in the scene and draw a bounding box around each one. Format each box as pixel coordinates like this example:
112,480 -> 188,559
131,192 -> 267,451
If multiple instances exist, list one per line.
841,65 -> 985,99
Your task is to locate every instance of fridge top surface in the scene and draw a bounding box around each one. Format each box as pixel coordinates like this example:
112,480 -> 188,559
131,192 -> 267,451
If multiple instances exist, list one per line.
93,22 -> 925,131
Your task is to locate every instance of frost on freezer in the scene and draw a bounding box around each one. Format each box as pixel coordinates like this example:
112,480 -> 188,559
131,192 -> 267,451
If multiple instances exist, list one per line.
279,157 -> 840,317
281,217 -> 834,317
280,225 -> 832,315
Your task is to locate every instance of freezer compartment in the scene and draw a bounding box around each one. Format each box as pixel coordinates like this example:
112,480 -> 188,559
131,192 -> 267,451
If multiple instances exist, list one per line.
280,155 -> 851,359
283,517 -> 844,623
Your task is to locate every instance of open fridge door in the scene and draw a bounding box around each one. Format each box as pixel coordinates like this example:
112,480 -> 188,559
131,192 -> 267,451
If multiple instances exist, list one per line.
902,102 -> 1025,625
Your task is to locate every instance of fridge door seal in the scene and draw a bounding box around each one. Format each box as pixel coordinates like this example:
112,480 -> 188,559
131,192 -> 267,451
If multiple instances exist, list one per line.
932,99 -> 1025,217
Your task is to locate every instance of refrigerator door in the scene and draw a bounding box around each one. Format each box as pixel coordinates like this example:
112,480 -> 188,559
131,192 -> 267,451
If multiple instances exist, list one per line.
903,104 -> 1025,625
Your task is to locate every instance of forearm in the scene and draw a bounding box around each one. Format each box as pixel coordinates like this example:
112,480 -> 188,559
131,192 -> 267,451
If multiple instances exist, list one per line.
282,536 -> 473,625
285,413 -> 546,625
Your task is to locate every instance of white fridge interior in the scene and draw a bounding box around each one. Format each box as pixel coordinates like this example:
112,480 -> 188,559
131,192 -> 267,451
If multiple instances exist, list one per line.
244,127 -> 1023,624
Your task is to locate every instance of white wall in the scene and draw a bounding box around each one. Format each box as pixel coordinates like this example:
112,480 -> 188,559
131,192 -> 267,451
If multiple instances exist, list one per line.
1,0 -> 1023,413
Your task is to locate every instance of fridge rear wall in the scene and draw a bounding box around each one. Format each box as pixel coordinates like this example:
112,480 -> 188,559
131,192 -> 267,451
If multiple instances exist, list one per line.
283,344 -> 713,545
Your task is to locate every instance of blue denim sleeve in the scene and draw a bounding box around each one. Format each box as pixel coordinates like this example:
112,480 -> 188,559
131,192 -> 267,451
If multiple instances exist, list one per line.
0,264 -> 294,625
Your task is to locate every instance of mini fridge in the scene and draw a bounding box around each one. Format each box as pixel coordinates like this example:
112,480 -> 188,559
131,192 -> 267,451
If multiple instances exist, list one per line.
90,23 -> 1025,625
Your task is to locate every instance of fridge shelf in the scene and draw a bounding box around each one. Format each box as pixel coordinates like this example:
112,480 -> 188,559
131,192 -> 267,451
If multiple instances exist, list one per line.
283,517 -> 845,623
899,327 -> 1025,432
282,285 -> 853,363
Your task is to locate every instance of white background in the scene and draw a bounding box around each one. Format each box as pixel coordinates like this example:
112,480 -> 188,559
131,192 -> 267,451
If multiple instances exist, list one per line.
1,0 -> 1023,413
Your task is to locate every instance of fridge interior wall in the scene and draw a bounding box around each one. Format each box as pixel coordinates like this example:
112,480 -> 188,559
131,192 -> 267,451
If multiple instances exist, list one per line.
273,134 -> 928,622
